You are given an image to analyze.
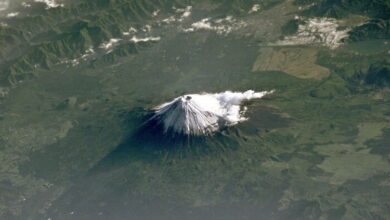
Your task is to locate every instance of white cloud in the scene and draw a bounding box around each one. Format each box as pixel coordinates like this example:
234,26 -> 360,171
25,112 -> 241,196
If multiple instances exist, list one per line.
0,87 -> 9,98
21,2 -> 32,7
99,38 -> 122,50
60,47 -> 95,67
249,4 -> 261,14
130,36 -> 161,43
274,17 -> 351,49
6,12 -> 19,18
152,10 -> 160,17
123,27 -> 137,36
176,6 -> 192,21
182,16 -> 246,35
0,0 -> 9,12
142,25 -> 152,33
160,6 -> 192,24
34,0 -> 64,9
161,16 -> 176,24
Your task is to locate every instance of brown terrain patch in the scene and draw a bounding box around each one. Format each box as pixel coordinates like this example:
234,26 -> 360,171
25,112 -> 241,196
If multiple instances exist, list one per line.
252,47 -> 330,80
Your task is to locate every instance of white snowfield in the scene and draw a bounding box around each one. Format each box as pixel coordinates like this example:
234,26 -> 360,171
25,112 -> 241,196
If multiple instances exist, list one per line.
151,90 -> 274,136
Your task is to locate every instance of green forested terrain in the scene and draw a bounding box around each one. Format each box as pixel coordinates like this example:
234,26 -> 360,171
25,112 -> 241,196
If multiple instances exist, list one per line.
0,1 -> 389,219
